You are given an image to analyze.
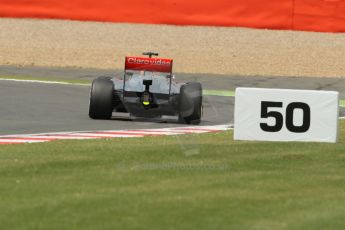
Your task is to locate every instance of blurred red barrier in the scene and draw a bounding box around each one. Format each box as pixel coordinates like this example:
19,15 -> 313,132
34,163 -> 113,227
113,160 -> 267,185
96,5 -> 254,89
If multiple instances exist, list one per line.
294,0 -> 345,32
0,0 -> 344,32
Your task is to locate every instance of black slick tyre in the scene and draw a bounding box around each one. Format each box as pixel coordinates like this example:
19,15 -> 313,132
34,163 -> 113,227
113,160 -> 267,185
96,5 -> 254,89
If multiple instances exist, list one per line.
89,77 -> 114,119
178,82 -> 202,124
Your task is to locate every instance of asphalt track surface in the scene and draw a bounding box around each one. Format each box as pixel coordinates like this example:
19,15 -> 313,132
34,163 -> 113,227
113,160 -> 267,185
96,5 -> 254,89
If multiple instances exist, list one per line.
1,65 -> 345,135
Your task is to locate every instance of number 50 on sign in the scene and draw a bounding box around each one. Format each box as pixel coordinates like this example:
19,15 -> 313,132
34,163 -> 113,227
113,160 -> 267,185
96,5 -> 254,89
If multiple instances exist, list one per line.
234,88 -> 339,143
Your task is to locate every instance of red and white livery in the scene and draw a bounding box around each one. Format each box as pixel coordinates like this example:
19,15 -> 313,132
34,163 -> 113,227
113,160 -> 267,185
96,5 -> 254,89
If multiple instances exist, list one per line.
125,56 -> 173,73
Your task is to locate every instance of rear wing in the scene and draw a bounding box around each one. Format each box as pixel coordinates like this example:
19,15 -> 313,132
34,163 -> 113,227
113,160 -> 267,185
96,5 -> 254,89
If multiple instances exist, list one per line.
125,56 -> 173,73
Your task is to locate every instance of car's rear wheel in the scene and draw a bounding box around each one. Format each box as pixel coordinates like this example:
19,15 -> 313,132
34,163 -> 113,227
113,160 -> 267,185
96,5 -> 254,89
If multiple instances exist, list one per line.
178,82 -> 202,124
89,77 -> 114,119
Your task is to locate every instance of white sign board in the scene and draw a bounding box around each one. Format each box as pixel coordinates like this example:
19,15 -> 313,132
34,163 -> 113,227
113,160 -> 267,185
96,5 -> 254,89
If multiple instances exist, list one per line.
234,88 -> 339,143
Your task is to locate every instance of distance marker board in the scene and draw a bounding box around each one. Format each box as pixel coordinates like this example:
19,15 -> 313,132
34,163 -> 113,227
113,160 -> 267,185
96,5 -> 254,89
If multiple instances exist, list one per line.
234,88 -> 339,143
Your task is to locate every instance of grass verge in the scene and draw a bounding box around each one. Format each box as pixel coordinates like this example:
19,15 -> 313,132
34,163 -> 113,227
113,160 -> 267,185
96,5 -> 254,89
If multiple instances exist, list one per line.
1,121 -> 345,230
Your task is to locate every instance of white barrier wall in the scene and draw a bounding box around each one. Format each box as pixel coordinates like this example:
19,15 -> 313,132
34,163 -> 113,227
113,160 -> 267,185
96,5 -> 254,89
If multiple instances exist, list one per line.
234,88 -> 339,143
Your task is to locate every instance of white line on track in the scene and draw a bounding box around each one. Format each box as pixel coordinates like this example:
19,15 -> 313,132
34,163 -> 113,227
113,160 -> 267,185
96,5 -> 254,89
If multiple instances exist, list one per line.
0,78 -> 88,86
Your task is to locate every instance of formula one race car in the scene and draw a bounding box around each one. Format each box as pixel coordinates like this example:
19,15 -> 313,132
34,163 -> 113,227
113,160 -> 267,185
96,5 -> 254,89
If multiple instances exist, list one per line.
89,52 -> 203,124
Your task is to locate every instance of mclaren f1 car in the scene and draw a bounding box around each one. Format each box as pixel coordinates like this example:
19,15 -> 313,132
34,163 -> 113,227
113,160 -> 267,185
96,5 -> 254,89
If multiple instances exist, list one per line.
89,52 -> 203,124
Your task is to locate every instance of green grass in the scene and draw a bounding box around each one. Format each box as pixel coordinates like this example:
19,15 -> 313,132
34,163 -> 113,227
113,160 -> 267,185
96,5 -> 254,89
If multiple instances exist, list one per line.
1,121 -> 345,230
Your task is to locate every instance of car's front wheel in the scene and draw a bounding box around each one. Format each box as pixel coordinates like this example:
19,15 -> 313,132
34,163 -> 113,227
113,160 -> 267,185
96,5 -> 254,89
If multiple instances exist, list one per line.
89,77 -> 114,119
